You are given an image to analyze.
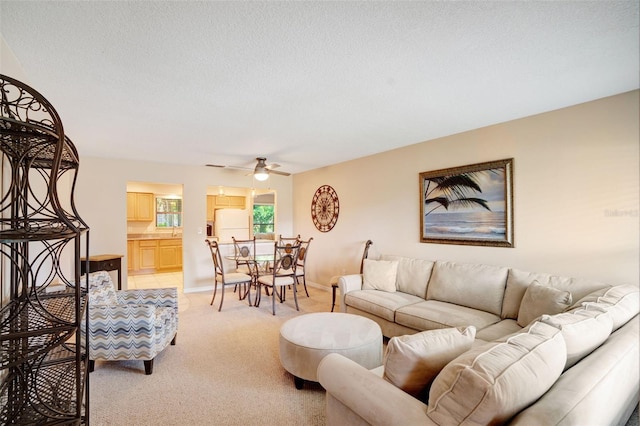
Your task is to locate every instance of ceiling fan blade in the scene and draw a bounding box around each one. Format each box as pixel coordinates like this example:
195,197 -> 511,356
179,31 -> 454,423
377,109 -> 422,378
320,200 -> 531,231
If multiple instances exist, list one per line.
207,158 -> 290,176
269,169 -> 291,176
205,164 -> 252,171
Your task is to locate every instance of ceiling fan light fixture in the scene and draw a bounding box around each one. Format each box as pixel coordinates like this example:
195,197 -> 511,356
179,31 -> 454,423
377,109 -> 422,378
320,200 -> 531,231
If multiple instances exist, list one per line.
254,169 -> 269,181
254,157 -> 270,181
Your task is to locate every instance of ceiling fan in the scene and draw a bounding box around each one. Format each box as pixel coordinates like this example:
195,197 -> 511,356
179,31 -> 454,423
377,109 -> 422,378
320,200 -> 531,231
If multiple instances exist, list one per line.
206,157 -> 291,181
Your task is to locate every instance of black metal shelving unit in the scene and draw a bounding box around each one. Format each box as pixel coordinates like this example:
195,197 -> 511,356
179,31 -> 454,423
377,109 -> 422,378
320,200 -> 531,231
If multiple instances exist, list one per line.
0,74 -> 90,424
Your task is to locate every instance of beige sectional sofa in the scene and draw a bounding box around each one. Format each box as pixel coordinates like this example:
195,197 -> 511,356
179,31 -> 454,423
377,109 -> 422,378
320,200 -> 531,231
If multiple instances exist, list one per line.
319,255 -> 639,425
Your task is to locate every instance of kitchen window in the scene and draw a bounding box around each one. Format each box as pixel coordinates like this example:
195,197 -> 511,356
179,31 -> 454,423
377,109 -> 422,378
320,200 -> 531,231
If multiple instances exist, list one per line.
253,204 -> 274,234
156,197 -> 182,228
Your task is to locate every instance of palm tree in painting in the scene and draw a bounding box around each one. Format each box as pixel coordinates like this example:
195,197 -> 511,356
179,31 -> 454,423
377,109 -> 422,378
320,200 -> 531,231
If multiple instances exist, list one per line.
424,172 -> 491,216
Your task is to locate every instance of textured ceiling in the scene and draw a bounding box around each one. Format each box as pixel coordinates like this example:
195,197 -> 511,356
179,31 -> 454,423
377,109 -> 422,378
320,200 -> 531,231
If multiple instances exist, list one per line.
1,1 -> 638,175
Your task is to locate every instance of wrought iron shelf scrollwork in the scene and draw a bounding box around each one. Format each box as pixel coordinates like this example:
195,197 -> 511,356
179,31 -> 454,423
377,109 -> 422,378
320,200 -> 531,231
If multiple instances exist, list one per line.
0,74 -> 90,424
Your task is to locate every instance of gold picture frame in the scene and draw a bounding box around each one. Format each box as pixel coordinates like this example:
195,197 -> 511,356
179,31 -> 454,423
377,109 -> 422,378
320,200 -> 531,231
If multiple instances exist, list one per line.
419,158 -> 514,247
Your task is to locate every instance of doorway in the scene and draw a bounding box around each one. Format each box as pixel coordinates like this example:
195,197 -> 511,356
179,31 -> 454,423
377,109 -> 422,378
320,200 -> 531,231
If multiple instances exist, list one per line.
126,181 -> 184,290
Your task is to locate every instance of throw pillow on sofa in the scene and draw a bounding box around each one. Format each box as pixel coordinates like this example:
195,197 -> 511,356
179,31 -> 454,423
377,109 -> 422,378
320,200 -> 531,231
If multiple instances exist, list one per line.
517,281 -> 573,327
382,326 -> 476,399
362,259 -> 398,293
427,321 -> 566,425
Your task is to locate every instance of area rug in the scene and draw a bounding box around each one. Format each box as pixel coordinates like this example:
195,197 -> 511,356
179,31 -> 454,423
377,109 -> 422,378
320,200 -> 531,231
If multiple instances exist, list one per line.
89,286 -> 330,425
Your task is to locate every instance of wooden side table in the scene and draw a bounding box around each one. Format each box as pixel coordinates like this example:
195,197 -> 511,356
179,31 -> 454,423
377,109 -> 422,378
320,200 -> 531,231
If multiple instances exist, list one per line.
81,254 -> 124,290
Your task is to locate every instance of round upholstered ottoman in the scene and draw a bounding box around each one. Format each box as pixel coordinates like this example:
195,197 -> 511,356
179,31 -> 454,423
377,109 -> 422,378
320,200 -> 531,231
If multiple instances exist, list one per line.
279,312 -> 383,389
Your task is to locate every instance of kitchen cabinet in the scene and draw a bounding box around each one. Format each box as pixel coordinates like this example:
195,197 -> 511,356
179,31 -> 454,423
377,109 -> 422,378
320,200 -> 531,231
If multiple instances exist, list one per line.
127,192 -> 155,221
207,195 -> 246,220
138,240 -> 158,269
128,238 -> 182,274
127,240 -> 134,270
158,239 -> 183,270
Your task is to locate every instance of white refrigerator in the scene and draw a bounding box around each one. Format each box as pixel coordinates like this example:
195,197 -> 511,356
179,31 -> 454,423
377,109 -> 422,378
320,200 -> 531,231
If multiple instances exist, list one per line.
214,209 -> 250,241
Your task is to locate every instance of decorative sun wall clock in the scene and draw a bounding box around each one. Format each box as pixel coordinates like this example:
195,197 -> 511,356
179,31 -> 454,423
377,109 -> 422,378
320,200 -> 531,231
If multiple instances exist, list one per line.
311,185 -> 339,232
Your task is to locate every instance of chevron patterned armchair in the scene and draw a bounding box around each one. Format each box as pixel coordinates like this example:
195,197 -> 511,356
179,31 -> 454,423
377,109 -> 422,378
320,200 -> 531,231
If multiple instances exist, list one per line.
83,271 -> 178,375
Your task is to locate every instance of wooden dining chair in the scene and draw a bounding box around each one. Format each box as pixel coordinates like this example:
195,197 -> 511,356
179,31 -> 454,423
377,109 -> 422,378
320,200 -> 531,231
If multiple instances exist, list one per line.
206,239 -> 255,311
295,237 -> 313,297
330,239 -> 373,312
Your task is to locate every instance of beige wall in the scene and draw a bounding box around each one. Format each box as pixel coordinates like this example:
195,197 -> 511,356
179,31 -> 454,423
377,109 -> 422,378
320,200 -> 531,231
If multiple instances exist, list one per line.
293,91 -> 639,289
3,42 -> 638,292
74,158 -> 293,292
1,36 -> 26,82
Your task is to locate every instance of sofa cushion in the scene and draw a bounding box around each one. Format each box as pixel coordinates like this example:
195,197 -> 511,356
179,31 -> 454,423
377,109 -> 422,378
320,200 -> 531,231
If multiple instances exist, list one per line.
517,281 -> 573,327
383,326 -> 475,399
362,259 -> 398,293
344,290 -> 424,322
427,261 -> 508,316
427,321 -> 566,425
570,284 -> 639,331
380,255 -> 434,298
540,307 -> 613,370
502,268 -> 607,320
475,319 -> 522,342
395,300 -> 501,332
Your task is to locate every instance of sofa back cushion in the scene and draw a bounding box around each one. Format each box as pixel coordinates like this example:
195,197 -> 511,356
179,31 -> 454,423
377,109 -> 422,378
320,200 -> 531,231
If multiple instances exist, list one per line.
569,284 -> 639,331
427,321 -> 566,425
427,261 -> 508,316
502,268 -> 607,320
380,255 -> 434,298
540,306 -> 613,370
383,326 -> 475,399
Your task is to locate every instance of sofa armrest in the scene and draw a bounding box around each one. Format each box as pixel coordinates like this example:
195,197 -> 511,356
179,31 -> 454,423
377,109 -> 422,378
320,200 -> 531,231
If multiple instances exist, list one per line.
318,353 -> 433,426
338,274 -> 363,313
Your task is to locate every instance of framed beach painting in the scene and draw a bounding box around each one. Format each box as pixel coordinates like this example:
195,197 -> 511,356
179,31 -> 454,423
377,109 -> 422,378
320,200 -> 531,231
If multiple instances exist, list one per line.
419,159 -> 514,247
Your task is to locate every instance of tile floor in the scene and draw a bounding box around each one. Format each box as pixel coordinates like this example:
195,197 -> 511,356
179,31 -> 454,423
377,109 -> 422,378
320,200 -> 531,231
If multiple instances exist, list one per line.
127,271 -> 183,291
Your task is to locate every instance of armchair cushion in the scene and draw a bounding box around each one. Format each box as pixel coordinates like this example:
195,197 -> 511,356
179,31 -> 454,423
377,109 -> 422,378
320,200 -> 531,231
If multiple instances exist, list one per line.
86,270 -> 118,305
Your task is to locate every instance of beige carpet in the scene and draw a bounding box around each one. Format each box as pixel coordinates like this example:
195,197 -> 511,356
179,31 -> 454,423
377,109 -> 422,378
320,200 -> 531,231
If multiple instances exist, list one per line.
89,285 -> 331,425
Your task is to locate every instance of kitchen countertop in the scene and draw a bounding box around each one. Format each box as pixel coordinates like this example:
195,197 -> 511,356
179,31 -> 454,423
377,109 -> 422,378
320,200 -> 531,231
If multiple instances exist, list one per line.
127,233 -> 182,240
